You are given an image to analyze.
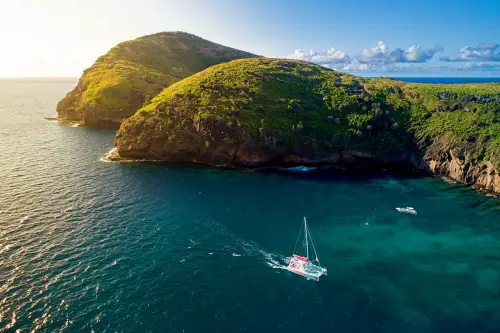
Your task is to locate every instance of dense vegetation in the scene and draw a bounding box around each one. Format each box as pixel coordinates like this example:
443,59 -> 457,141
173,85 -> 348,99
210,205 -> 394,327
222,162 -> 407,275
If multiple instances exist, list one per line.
57,32 -> 257,127
117,58 -> 499,172
406,84 -> 500,170
117,59 -> 413,159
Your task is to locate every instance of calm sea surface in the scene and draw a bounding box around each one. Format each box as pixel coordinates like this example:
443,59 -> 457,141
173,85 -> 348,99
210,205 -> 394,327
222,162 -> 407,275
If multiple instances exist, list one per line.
0,78 -> 499,333
393,77 -> 500,84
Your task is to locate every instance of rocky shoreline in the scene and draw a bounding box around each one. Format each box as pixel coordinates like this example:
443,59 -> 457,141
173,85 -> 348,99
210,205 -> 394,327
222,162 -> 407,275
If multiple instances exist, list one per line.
54,33 -> 498,198
426,153 -> 500,195
106,145 -> 500,196
44,116 -> 84,127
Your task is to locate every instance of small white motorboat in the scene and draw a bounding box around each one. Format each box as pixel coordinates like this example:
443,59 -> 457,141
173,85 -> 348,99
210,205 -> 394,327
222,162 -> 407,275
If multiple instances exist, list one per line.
396,207 -> 418,215
284,217 -> 327,281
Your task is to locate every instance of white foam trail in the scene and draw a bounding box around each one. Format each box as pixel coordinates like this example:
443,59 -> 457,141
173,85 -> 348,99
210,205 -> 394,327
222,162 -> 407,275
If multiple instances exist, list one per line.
205,219 -> 287,269
237,239 -> 286,269
260,249 -> 287,269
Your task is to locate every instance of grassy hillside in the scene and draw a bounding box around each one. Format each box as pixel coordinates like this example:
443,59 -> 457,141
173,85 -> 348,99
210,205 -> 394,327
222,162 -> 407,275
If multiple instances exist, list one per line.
57,32 -> 257,127
406,83 -> 500,170
116,58 -> 412,163
116,58 -> 499,173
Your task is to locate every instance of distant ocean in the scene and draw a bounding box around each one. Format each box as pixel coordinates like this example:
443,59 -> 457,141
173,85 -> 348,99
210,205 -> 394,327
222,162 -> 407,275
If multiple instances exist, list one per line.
391,77 -> 500,84
0,78 -> 499,333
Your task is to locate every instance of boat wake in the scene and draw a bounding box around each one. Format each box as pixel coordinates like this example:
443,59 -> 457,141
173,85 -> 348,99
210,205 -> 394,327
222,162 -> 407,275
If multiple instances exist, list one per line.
261,251 -> 286,269
237,240 -> 286,269
188,219 -> 287,270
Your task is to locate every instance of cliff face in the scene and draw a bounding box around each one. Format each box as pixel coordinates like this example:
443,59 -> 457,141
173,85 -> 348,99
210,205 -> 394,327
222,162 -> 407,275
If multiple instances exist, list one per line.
114,58 -> 500,193
406,84 -> 500,193
426,154 -> 500,193
421,137 -> 500,193
57,32 -> 257,128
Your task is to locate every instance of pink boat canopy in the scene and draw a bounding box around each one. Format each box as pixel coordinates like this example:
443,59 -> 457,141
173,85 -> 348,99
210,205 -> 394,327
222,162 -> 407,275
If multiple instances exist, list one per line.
293,255 -> 309,262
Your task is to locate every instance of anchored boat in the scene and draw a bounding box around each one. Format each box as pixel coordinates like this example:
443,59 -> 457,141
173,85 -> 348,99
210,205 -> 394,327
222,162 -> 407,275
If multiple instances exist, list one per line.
285,217 -> 327,281
395,207 -> 418,215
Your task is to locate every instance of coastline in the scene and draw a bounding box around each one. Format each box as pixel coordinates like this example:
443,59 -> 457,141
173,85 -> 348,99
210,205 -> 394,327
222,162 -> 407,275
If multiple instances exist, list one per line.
44,116 -> 84,127
50,115 -> 499,198
101,147 -> 500,197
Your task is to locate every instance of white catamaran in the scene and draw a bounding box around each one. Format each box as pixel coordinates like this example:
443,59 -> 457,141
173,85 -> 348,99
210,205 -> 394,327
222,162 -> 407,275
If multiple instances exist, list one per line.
285,217 -> 327,281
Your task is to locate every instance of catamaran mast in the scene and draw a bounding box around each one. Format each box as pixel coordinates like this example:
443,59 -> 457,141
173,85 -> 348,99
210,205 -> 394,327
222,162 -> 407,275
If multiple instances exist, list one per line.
304,217 -> 309,259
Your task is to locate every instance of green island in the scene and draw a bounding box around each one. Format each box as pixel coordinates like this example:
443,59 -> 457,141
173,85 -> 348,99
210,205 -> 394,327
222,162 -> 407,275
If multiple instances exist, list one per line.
57,32 -> 257,127
58,33 -> 500,193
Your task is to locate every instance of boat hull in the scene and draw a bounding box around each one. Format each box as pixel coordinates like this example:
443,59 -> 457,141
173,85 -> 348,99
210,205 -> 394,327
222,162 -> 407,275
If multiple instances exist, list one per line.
396,207 -> 418,215
284,266 -> 325,281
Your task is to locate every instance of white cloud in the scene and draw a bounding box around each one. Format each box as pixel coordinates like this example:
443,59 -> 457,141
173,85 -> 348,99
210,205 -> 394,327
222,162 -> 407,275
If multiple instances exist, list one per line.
287,48 -> 351,66
284,41 -> 442,73
441,43 -> 500,62
359,41 -> 443,64
360,41 -> 389,61
339,60 -> 372,72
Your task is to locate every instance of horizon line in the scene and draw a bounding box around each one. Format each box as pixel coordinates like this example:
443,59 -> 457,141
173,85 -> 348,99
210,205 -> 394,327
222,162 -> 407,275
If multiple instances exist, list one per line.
2,75 -> 500,79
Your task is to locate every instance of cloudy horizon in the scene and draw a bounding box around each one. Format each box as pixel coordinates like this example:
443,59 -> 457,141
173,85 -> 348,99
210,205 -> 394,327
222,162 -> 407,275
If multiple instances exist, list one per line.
1,0 -> 499,77
285,41 -> 500,76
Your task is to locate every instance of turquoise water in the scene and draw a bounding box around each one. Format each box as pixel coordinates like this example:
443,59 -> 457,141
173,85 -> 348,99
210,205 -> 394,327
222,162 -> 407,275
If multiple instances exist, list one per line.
0,78 -> 499,333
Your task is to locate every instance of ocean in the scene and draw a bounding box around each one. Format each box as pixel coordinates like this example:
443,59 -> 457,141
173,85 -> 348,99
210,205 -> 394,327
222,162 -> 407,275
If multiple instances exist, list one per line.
0,78 -> 499,333
392,77 -> 500,84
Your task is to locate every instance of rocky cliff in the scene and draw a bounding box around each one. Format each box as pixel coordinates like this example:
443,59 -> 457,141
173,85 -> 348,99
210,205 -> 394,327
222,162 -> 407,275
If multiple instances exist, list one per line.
56,32 -> 257,128
427,155 -> 500,193
114,58 -> 500,193
423,137 -> 500,193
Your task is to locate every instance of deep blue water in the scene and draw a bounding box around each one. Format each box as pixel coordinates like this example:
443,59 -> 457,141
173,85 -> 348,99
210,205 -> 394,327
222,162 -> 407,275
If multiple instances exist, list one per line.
392,77 -> 500,84
0,78 -> 499,333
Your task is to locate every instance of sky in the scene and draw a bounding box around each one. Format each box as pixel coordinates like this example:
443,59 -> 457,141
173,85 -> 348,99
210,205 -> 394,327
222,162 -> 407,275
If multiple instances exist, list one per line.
1,0 -> 500,77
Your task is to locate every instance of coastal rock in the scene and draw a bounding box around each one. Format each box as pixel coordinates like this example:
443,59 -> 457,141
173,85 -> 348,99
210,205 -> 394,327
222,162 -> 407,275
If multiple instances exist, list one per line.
426,150 -> 500,193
